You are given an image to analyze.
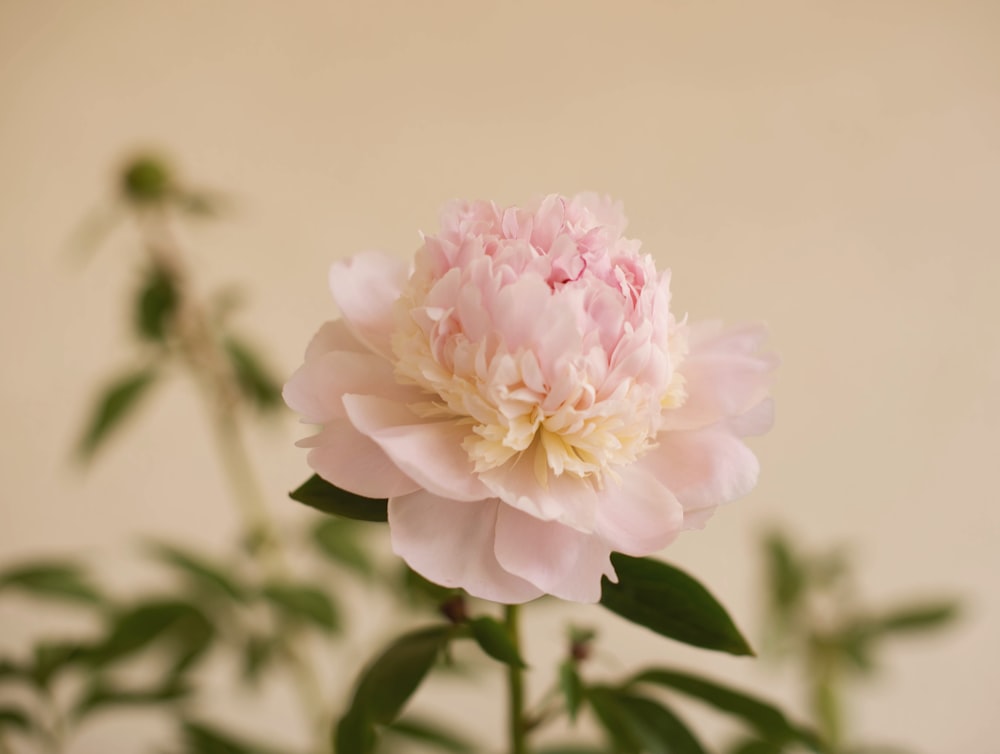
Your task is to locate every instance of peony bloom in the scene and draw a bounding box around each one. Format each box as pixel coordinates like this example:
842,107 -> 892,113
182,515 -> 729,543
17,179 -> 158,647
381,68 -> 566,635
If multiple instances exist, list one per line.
285,195 -> 775,604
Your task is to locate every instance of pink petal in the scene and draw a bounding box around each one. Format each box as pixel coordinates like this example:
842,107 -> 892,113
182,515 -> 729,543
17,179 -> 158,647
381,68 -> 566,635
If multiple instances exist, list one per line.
284,349 -> 423,425
328,251 -> 407,358
342,394 -> 492,502
303,418 -> 422,499
478,459 -> 600,531
594,466 -> 684,555
304,320 -> 368,361
493,504 -> 615,603
661,322 -> 776,432
388,493 -> 543,604
640,426 -> 760,529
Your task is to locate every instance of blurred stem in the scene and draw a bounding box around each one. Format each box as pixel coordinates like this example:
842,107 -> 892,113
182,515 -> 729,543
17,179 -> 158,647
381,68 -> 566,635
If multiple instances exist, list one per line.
809,638 -> 843,754
505,604 -> 527,754
134,205 -> 327,752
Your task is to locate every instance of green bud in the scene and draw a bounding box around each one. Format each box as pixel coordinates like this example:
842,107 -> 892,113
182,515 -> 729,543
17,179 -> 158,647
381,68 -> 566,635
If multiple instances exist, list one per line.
121,156 -> 172,203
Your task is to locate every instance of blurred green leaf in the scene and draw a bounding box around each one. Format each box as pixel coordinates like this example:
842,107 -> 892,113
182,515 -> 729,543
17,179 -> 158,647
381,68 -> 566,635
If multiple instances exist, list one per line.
468,616 -> 525,668
224,337 -> 282,413
536,748 -> 609,754
560,660 -> 584,723
0,658 -> 27,684
600,554 -> 753,656
628,667 -> 818,747
588,686 -> 707,754
334,625 -> 453,754
182,720 -> 286,754
262,583 -> 339,633
74,679 -> 189,719
175,189 -> 229,218
727,740 -> 784,754
0,561 -> 104,606
310,518 -> 375,578
241,634 -> 277,686
764,531 -> 805,621
147,542 -> 247,603
0,704 -> 31,733
382,716 -> 477,753
400,566 -> 460,606
77,367 -> 159,461
31,642 -> 92,689
89,600 -> 215,674
866,601 -> 960,636
290,475 -> 388,522
135,264 -> 179,342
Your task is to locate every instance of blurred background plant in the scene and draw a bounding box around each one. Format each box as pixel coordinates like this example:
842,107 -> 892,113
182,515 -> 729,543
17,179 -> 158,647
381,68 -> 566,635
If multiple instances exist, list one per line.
728,530 -> 961,754
0,156 -> 960,754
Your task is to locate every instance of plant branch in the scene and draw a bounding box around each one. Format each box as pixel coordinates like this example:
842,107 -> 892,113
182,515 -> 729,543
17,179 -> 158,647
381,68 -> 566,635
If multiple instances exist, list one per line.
505,604 -> 527,754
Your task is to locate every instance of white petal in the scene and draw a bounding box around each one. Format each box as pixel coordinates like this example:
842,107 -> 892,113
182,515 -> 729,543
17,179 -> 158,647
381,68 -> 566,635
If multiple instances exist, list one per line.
478,459 -> 600,532
493,504 -> 615,603
389,493 -> 543,604
342,394 -> 492,502
328,251 -> 407,358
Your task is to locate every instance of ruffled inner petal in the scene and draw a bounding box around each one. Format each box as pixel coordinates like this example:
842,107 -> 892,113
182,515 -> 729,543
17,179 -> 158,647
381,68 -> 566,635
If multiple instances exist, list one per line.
328,250 -> 407,358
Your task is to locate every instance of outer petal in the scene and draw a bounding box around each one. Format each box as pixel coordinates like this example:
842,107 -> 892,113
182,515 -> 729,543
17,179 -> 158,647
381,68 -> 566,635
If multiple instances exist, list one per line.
328,251 -> 407,358
640,425 -> 760,530
304,320 -> 368,361
284,349 -> 421,425
595,466 -> 684,555
493,504 -> 616,603
661,322 -> 777,433
302,418 -> 422,499
388,492 -> 543,604
342,394 -> 492,502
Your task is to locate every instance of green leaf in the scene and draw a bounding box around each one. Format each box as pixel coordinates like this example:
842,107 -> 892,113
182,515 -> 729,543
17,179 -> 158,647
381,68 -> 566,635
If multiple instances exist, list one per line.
382,716 -> 477,753
290,475 -> 388,522
146,542 -> 247,602
310,518 -> 375,578
135,264 -> 179,342
0,704 -> 31,733
469,616 -> 526,668
560,661 -> 584,723
764,531 -> 805,619
400,566 -> 461,606
262,583 -> 339,633
0,561 -> 104,606
74,680 -> 189,719
89,600 -> 215,673
77,367 -> 159,461
31,642 -> 92,689
241,634 -> 277,686
182,720 -> 285,754
629,668 -> 811,745
334,625 -> 453,754
588,686 -> 707,754
600,554 -> 753,656
867,601 -> 960,636
224,337 -> 283,412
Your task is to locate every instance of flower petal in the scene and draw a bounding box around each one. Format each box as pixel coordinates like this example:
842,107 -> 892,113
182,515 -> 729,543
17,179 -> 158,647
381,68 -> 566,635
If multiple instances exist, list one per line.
661,322 -> 777,432
328,251 -> 407,358
305,320 -> 368,361
342,394 -> 492,502
478,459 -> 600,532
493,504 -> 615,603
641,426 -> 760,529
595,466 -> 684,555
284,349 -> 422,425
303,418 -> 422,499
389,492 -> 543,604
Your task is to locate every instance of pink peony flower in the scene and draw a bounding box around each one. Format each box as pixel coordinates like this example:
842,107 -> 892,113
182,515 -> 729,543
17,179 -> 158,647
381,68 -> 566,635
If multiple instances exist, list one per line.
285,195 -> 775,604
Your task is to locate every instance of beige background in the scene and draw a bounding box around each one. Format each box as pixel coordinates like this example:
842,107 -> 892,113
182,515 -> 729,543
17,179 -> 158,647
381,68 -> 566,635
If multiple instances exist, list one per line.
1,1 -> 999,752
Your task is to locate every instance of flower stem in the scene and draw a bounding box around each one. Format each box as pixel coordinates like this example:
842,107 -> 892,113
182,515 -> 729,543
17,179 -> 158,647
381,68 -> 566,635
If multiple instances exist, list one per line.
505,604 -> 527,754
134,206 -> 328,753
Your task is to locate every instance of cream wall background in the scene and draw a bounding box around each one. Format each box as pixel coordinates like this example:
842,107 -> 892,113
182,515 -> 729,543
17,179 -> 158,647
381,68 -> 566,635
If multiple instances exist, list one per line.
1,1 -> 998,752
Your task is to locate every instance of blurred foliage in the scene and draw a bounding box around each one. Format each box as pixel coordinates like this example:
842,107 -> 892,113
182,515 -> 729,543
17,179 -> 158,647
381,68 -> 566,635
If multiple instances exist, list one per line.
724,530 -> 961,754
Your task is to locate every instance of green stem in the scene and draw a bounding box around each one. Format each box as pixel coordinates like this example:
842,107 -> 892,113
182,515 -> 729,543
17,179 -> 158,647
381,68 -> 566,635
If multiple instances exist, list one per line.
136,207 -> 328,753
505,604 -> 527,754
